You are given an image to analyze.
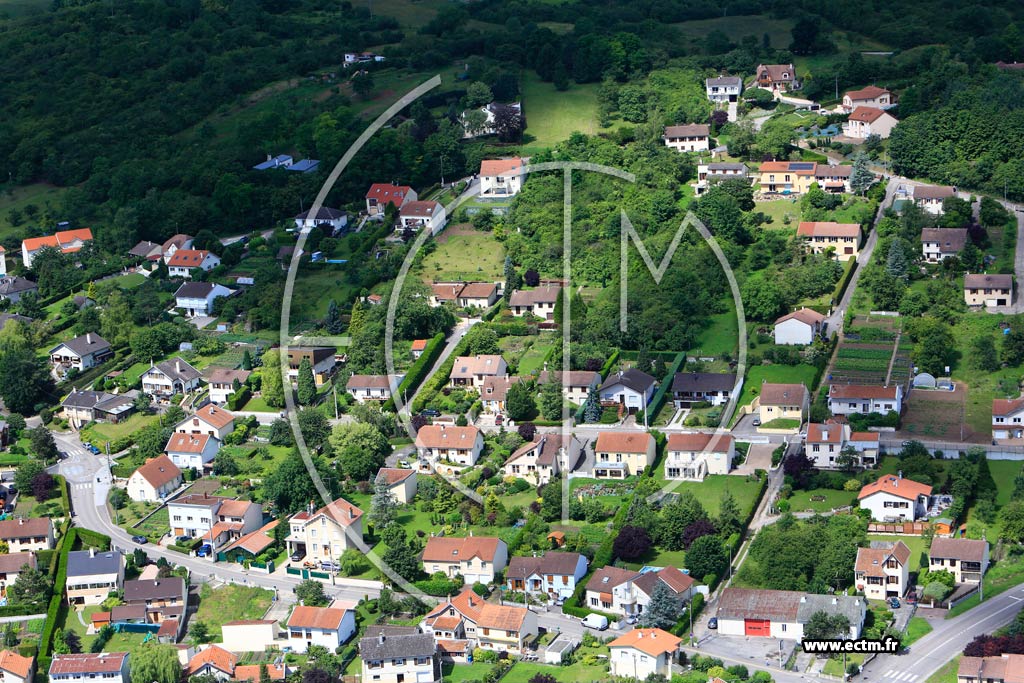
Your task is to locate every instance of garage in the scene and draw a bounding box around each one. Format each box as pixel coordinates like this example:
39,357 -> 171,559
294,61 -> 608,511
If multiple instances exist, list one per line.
744,619 -> 771,636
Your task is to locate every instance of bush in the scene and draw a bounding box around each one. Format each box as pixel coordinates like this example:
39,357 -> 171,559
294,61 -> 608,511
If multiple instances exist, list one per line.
226,386 -> 251,411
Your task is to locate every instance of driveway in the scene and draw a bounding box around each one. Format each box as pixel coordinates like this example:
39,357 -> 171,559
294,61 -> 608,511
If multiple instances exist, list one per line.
734,443 -> 774,475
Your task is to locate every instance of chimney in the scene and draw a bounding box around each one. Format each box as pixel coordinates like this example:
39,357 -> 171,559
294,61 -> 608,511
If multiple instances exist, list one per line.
18,518 -> 23,526
176,360 -> 182,374
832,597 -> 838,605
349,506 -> 354,519
799,596 -> 806,603
898,470 -> 903,479
87,333 -> 93,344
90,548 -> 95,558
378,633 -> 385,645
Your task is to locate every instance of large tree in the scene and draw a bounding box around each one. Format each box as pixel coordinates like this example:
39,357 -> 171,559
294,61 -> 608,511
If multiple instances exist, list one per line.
295,580 -> 330,607
613,525 -> 652,561
9,565 -> 50,609
296,358 -> 316,406
505,381 -> 537,421
262,454 -> 339,515
330,422 -> 391,481
686,534 -> 728,580
29,426 -> 59,463
260,349 -> 285,408
130,644 -> 182,683
638,581 -> 681,630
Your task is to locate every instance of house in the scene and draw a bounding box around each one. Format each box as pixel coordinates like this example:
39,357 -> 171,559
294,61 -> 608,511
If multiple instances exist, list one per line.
693,162 -> 748,196
128,240 -> 163,261
203,499 -> 264,550
365,184 -> 416,218
756,161 -> 819,195
374,468 -> 417,504
773,308 -> 826,346
609,629 -> 681,681
286,499 -> 364,567
449,355 -> 508,389
220,620 -> 282,653
814,164 -> 854,193
127,455 -> 182,502
921,228 -> 969,262
585,566 -> 694,617
480,158 -> 525,197
344,52 -> 385,64
232,664 -> 287,683
0,518 -> 53,552
843,106 -> 899,140
287,604 -> 357,653
168,494 -> 228,539
140,358 -> 202,399
855,541 -> 911,600
828,384 -> 903,416
671,372 -> 737,408
293,207 -> 347,233
414,425 -> 484,471
360,628 -> 439,683
346,375 -> 402,403
0,553 -> 34,604
848,431 -> 881,466
913,185 -> 957,215
857,474 -> 932,522
164,432 -> 219,471
508,285 -> 561,320
60,390 -> 135,428
220,520 -> 279,563
461,101 -> 522,139
479,376 -> 521,414
252,154 -> 293,171
755,383 -> 809,425
929,537 -> 990,584
964,273 -> 1012,308
49,333 -> 112,372
399,201 -> 446,235
421,536 -> 508,584
662,124 -> 711,153
959,654 -> 1024,683
842,86 -> 894,111
0,277 -> 38,304
505,552 -> 588,600
167,249 -> 221,278
49,653 -> 129,683
0,313 -> 31,335
123,576 -> 188,626
173,282 -> 233,317
797,221 -> 861,260
176,404 -> 235,441
755,63 -> 797,91
161,234 -> 194,263
538,370 -> 602,404
21,228 -> 93,267
205,368 -> 252,405
993,397 -> 1024,441
502,433 -> 582,486
805,423 -> 851,469
715,588 -> 864,640
593,431 -> 655,479
706,76 -> 743,102
664,432 -> 734,481
429,282 -> 498,309
411,339 -> 428,359
287,159 -> 319,173
422,587 -> 537,655
0,650 -> 33,683
599,369 -> 657,414
285,347 -> 337,386
186,646 -> 237,681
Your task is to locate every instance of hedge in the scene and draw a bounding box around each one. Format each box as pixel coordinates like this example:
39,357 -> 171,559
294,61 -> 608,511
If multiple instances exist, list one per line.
481,300 -> 504,322
383,333 -> 445,412
56,475 -> 71,518
411,333 -> 476,413
636,352 -> 685,424
167,544 -> 193,555
599,349 -> 620,380
831,257 -> 857,306
226,386 -> 252,411
644,430 -> 667,478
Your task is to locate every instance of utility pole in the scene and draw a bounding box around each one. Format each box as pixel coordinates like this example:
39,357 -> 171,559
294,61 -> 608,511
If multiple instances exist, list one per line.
333,384 -> 339,420
835,75 -> 839,101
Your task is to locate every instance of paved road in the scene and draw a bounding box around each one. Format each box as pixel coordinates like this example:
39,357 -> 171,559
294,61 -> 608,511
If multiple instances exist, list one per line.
400,318 -> 476,416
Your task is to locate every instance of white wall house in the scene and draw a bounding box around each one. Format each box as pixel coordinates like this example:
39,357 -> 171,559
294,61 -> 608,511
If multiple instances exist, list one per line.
49,654 -> 129,683
716,588 -> 864,641
664,432 -> 734,481
505,552 -> 588,600
173,282 -> 233,317
421,536 -> 508,585
599,369 -> 657,414
855,541 -> 910,601
705,76 -> 743,102
365,184 -> 416,218
609,629 -> 681,681
843,107 -> 899,139
415,425 -> 484,470
842,86 -> 894,111
167,249 -> 221,278
164,432 -> 220,471
662,124 -> 710,152
346,375 -> 402,403
49,333 -> 112,372
65,549 -> 124,606
479,158 -> 525,197
399,201 -> 446,235
360,630 -> 439,683
929,538 -> 990,584
293,207 -> 347,233
857,475 -> 932,522
140,358 -> 202,399
287,605 -> 357,654
921,228 -> 968,262
913,185 -> 956,215
774,308 -> 826,346
827,384 -> 902,416
993,397 -> 1024,442
127,455 -> 182,502
220,620 -> 282,653
175,404 -> 235,441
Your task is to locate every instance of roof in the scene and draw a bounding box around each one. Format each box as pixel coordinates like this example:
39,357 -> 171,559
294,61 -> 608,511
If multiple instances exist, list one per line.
930,537 -> 989,562
49,653 -> 127,675
664,124 -> 710,138
233,664 -> 287,682
22,228 -> 93,254
294,207 -> 345,221
162,234 -> 193,251
965,273 -> 1013,290
666,432 -> 734,454
61,389 -> 115,409
431,281 -> 497,301
300,498 -> 364,529
539,370 -> 601,387
171,493 -> 227,508
586,565 -> 640,592
285,347 -> 336,365
346,374 -> 394,390
476,602 -> 528,631
601,368 -> 657,393
288,605 -> 351,630
480,375 -> 521,402
633,566 -> 695,599
187,646 -> 237,676
508,284 -> 561,306
365,183 -> 414,205
959,654 -> 1024,683
359,632 -> 437,660
415,424 -> 481,450
993,397 -> 1024,417
846,85 -> 890,100
422,536 -> 504,563
204,368 -> 252,385
759,161 -> 816,175
0,277 -> 37,296
716,587 -> 802,621
124,577 -> 186,603
450,355 -> 506,380
0,650 -> 33,678
913,185 -> 955,200
855,542 -> 911,577
148,357 -> 201,383
756,64 -> 795,81
795,593 -> 865,625
52,332 -> 111,358
797,221 -> 861,238
165,432 -> 214,454
401,200 -> 442,218
857,474 -> 933,501
217,499 -> 256,518
774,307 -> 826,327
411,339 -> 428,351
758,383 -> 808,406
828,384 -> 899,400
609,628 -> 681,657
847,106 -> 891,123
167,249 -> 213,268
222,519 -> 278,555
287,159 -> 319,173
850,431 -> 879,443
921,228 -> 968,252
66,549 -> 119,577
705,162 -> 749,172
0,552 -> 36,575
0,518 -> 50,540
507,433 -> 571,467
806,423 -> 844,444
480,158 -> 524,177
506,552 -> 583,580
815,165 -> 852,178
193,404 -> 235,429
706,76 -> 742,87
129,240 -> 162,258
375,468 -> 415,486
595,431 -> 654,454
174,281 -> 230,299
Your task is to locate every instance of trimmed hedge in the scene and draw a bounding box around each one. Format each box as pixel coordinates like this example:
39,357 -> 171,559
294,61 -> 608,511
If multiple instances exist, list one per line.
411,333 -> 475,413
599,349 -> 620,380
226,386 -> 251,411
636,352 -> 685,424
481,300 -> 504,322
831,257 -> 857,305
383,333 -> 445,412
56,475 -> 71,518
645,430 -> 667,478
564,498 -> 635,618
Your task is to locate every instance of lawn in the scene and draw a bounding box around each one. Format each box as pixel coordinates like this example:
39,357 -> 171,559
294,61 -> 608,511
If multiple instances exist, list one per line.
518,338 -> 556,375
736,364 -> 819,413
754,199 -> 802,228
416,226 -> 505,282
236,395 -> 278,413
502,661 -> 609,683
0,183 -> 69,236
114,503 -> 168,542
947,555 -> 1024,617
111,272 -> 146,289
903,616 -> 933,647
868,534 -> 929,573
520,72 -> 612,152
63,605 -> 152,652
441,662 -> 494,683
688,307 -> 739,358
927,656 -> 960,683
787,488 -> 855,514
823,653 -> 863,677
671,15 -> 794,51
194,584 -> 275,638
290,266 -> 358,326
81,413 -> 159,445
655,473 -> 765,518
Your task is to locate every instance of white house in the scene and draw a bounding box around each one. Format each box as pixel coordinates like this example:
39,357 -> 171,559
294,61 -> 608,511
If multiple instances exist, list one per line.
855,541 -> 910,600
913,185 -> 956,215
421,536 -> 508,585
502,433 -> 581,486
505,552 -> 588,600
479,375 -> 520,414
609,629 -> 681,681
921,228 -> 968,262
65,549 -> 123,606
287,604 -> 357,653
360,628 -> 439,683
176,404 -> 235,441
671,372 -> 737,408
664,432 -> 734,481
415,425 -> 484,471
857,474 -> 932,522
204,368 -> 251,405
842,85 -> 894,111
0,518 -> 54,552
461,101 -> 522,139
293,207 -> 347,233
374,468 -> 417,505
599,369 -> 657,414
422,587 -> 537,655
0,277 -> 38,304
715,588 -> 864,640
168,493 -> 226,539
508,284 -> 561,320
346,375 -> 402,403
140,358 -> 202,399
161,234 -> 194,263
705,76 -> 743,102
49,333 -> 112,372
479,158 -> 525,197
827,384 -> 903,416
164,432 -> 220,471
185,646 -> 237,681
220,620 -> 282,653
127,455 -> 182,502
662,124 -> 710,153
365,183 -> 416,218
0,649 -> 34,683
430,282 -> 499,309
173,282 -> 233,317
843,106 -> 899,140
399,201 -> 446,235
167,249 -> 221,278
993,397 -> 1024,442
21,228 -> 93,268
929,537 -> 990,584
538,369 -> 602,404
49,654 -> 129,683
585,566 -> 694,617
285,498 -> 364,566
449,355 -> 508,389
805,422 -> 849,469
693,162 -> 748,196
965,273 -> 1012,308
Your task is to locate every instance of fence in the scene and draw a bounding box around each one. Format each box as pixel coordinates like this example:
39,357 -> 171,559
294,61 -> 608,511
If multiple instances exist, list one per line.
880,438 -> 1024,459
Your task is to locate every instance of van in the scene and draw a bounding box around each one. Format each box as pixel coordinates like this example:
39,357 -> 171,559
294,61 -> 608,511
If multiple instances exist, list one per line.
582,614 -> 609,631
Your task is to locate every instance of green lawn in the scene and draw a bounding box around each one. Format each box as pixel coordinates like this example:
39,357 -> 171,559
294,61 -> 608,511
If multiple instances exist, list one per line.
927,656 -> 960,683
755,199 -> 802,229
868,534 -> 929,573
787,488 -> 855,514
63,605 -> 153,652
736,364 -> 819,411
903,616 -> 933,647
761,418 -> 800,429
236,395 -> 278,412
441,662 -> 494,683
112,272 -> 146,289
689,307 -> 739,357
823,653 -> 863,677
520,72 -> 612,151
502,661 -> 609,683
948,555 -> 1024,617
114,502 -> 168,542
0,183 -> 69,236
81,413 -> 159,445
671,15 -> 794,50
655,473 -> 765,518
416,227 -> 505,282
194,584 -> 275,638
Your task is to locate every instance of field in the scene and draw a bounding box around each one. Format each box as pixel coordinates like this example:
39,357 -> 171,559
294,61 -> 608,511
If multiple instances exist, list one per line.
898,385 -> 975,442
81,413 -> 160,445
416,225 -> 505,282
0,183 -> 69,236
502,661 -> 609,683
520,73 -> 614,152
671,15 -> 794,50
736,364 -> 819,412
830,343 -> 894,385
655,473 -> 765,518
688,307 -> 739,357
754,199 -> 802,228
787,487 -> 854,513
903,616 -> 933,646
193,584 -> 275,638
62,605 -> 151,652
927,657 -> 960,683
115,504 -> 169,542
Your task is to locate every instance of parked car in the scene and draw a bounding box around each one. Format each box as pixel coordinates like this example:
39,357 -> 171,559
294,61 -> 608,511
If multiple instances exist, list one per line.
905,591 -> 918,604
320,561 -> 341,572
175,535 -> 192,545
196,544 -> 212,557
708,617 -> 718,629
132,535 -> 148,544
752,417 -> 761,426
582,614 -> 608,631
398,460 -> 410,468
889,598 -> 901,609
420,408 -> 441,418
494,414 -> 504,426
290,552 -> 305,563
303,561 -> 317,569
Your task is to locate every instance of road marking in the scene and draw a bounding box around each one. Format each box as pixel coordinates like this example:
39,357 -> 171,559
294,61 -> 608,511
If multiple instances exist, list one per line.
1010,595 -> 1023,601
907,675 -> 919,682
884,670 -> 895,678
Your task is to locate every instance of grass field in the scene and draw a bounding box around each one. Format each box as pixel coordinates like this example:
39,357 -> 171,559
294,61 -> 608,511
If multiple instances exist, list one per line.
237,395 -> 279,413
869,534 -> 929,573
115,504 -> 169,542
520,72 -> 613,152
755,199 -> 802,228
0,183 -> 69,236
689,307 -> 739,357
63,606 -> 151,652
194,584 -> 274,638
903,616 -> 933,646
656,473 -> 765,518
927,656 -> 960,683
416,226 -> 505,282
502,661 -> 609,683
823,653 -> 863,677
82,413 -> 159,445
441,662 -> 493,683
788,487 -> 854,513
671,15 -> 794,50
736,364 -> 819,411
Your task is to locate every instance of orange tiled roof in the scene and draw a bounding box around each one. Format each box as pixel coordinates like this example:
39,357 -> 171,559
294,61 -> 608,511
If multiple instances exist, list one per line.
609,628 -> 681,657
858,475 -> 932,501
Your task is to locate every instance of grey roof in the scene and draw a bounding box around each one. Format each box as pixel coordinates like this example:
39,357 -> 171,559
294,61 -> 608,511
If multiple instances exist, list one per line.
506,552 -> 583,580
148,357 -> 202,383
795,593 -> 866,627
295,207 -> 344,220
707,162 -> 748,172
930,537 -> 988,562
359,632 -> 436,660
706,76 -> 742,87
0,277 -> 38,296
62,389 -> 113,409
600,368 -> 657,393
174,281 -> 227,299
672,372 -> 737,393
52,333 -> 111,357
128,240 -> 162,258
0,313 -> 33,332
67,550 -> 121,577
124,577 -> 186,604
95,393 -> 136,416
921,228 -> 968,252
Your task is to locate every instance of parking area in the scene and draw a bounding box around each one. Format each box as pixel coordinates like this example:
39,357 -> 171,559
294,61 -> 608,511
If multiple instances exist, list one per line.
693,632 -> 797,669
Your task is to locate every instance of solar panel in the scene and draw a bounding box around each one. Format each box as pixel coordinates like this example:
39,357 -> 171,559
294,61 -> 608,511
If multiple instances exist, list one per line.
790,162 -> 816,170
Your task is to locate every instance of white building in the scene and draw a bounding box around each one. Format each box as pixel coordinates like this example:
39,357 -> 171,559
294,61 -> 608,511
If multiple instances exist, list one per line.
127,455 -> 182,502
421,536 -> 508,585
715,588 -> 864,640
21,228 -> 93,268
286,604 -> 357,654
993,397 -> 1024,442
346,375 -> 402,403
220,620 -> 282,653
167,494 -> 257,540
842,86 -> 894,111
173,282 -> 233,317
827,384 -> 902,416
502,433 -> 581,486
599,369 -> 657,414
671,372 -> 737,408
449,355 -> 508,389
140,358 -> 202,399
167,249 -> 221,278
204,368 -> 251,405
585,566 -> 694,617
921,228 -> 968,262
286,499 -> 364,567
479,158 -> 525,197
164,432 -> 220,471
421,588 -> 537,656
843,106 -> 899,140
693,162 -> 748,196
374,468 -> 417,505
360,628 -> 439,683
664,432 -> 734,481
399,201 -> 446,235
293,207 -> 347,233
663,124 -> 710,152
508,284 -> 561,320
49,654 -> 129,683
705,76 -> 743,102
929,537 -> 990,584
185,645 -> 237,681
505,552 -> 588,600
857,474 -> 932,522
609,629 -> 681,681
65,549 -> 123,606
365,183 -> 416,218
175,404 -> 236,441
414,425 -> 484,470
538,370 -> 601,404
0,649 -> 34,683
855,541 -> 910,600
0,518 -> 54,552
913,185 -> 956,215
49,333 -> 112,372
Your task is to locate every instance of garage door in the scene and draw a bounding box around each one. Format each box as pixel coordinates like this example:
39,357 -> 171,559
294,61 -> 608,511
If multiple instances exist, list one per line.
744,619 -> 771,636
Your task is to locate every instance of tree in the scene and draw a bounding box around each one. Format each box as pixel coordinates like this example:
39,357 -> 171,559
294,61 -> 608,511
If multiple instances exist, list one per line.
465,81 -> 493,108
505,381 -> 536,421
269,418 -> 294,446
352,70 -> 374,99
32,472 -> 55,500
972,335 -> 1000,372
492,103 -> 526,143
682,519 -> 718,549
849,152 -> 875,195
258,664 -> 270,683
381,535 -> 421,582
330,422 -> 390,480
29,426 -> 58,463
613,525 -> 653,561
9,565 -> 50,609
296,358 -> 316,405
370,481 -> 399,529
211,452 -> 239,476
583,387 -> 601,423
523,268 -> 540,287
14,459 -> 45,493
4,414 -> 25,438
686,535 -> 728,580
189,620 -> 213,645
1001,501 -> 1024,543
539,478 -> 561,522
100,291 -> 134,347
131,644 -> 187,683
539,380 -> 563,421
298,409 -> 331,450
302,669 -> 333,683
717,491 -> 742,538
241,349 -> 253,370
503,257 -> 518,301
260,350 -> 285,408
2,623 -> 17,648
885,239 -> 913,281
517,422 -> 536,442
461,108 -> 488,137
638,581 -> 681,629
803,611 -> 850,640
295,579 -> 330,607
263,454 -> 339,515
325,300 -> 344,335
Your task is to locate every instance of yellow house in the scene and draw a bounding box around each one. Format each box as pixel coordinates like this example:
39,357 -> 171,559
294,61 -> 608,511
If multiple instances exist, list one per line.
756,383 -> 809,425
797,221 -> 861,261
593,432 -> 656,478
756,161 -> 818,196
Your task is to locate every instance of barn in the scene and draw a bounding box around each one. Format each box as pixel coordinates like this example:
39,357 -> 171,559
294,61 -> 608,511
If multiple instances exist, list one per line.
716,588 -> 865,641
